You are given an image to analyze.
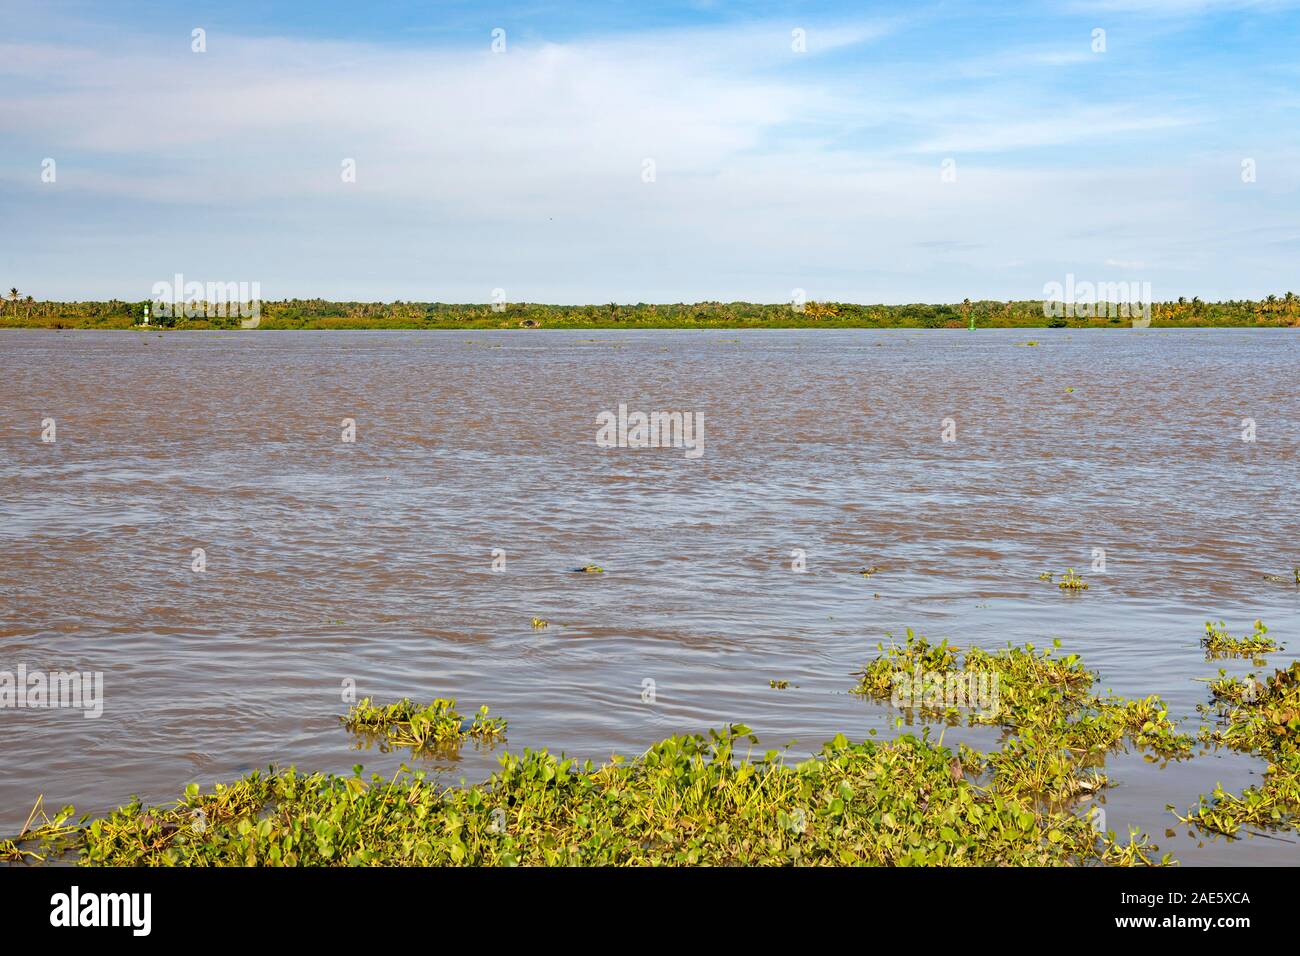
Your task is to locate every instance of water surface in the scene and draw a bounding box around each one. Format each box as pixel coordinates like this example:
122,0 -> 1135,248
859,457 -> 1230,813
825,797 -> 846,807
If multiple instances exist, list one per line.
1,328 -> 1297,864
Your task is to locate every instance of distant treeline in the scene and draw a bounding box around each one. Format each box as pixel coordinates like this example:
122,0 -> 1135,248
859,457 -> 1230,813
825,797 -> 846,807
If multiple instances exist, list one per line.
3,294 -> 1299,330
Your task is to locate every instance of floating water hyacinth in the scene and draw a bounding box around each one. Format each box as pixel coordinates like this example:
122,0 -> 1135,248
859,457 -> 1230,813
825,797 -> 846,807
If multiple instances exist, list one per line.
1262,568 -> 1300,584
853,632 -> 1192,803
1057,569 -> 1088,591
1201,619 -> 1277,658
1180,661 -> 1300,836
12,720 -> 1170,866
341,697 -> 506,752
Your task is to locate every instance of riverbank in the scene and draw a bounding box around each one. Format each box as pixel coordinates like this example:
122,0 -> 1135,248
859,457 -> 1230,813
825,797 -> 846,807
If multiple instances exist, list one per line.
4,297 -> 1300,330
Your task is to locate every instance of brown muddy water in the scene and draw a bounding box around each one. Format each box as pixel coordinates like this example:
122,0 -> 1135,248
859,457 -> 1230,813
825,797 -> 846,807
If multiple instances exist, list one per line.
1,328 -> 1297,865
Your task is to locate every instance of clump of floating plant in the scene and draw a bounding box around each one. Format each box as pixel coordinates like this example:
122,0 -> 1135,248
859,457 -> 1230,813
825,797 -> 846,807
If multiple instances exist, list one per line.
853,632 -> 1192,804
852,629 -> 960,701
572,565 -> 604,574
341,697 -> 506,753
1201,670 -> 1263,706
1038,571 -> 1054,583
531,618 -> 548,629
1178,661 -> 1300,836
36,721 -> 1165,866
854,566 -> 882,578
1201,619 -> 1277,659
0,797 -> 80,864
1057,569 -> 1088,591
769,679 -> 790,689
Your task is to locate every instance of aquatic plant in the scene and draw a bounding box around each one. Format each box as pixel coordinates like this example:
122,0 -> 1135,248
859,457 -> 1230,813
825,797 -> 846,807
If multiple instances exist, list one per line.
769,679 -> 790,689
1258,567 -> 1299,584
341,697 -> 506,752
574,565 -> 604,574
1201,619 -> 1277,658
531,618 -> 548,629
1202,670 -> 1262,706
852,629 -> 961,699
854,633 -> 1192,804
22,722 -> 1164,866
1038,571 -> 1054,582
1178,661 -> 1300,835
4,642 -> 1208,867
854,566 -> 882,577
0,797 -> 79,864
1057,569 -> 1088,591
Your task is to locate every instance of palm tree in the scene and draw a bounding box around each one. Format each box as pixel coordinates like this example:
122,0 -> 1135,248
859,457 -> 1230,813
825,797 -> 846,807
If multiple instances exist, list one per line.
8,288 -> 18,315
24,295 -> 34,319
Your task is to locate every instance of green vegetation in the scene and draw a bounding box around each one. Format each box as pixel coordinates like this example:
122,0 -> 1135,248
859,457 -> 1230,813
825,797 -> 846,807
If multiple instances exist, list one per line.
341,697 -> 506,753
852,632 -> 1191,806
0,797 -> 79,864
1036,570 -> 1088,590
853,630 -> 961,701
769,679 -> 790,689
574,565 -> 605,574
11,634 -> 1296,866
1178,662 -> 1300,836
9,721 -> 1163,866
531,617 -> 548,629
1201,619 -> 1278,659
1057,569 -> 1089,591
5,295 -> 1300,330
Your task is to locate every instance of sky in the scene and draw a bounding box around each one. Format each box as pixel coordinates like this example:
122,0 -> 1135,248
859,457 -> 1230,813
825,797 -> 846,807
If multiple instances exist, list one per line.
2,0 -> 1298,304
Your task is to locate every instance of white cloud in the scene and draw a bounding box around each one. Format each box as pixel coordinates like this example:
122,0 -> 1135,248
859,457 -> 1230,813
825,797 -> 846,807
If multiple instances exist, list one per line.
1,18 -> 1297,302
910,108 -> 1197,154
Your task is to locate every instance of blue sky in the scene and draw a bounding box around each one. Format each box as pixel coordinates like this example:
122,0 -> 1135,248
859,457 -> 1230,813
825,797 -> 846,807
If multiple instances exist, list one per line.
2,0 -> 1298,303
